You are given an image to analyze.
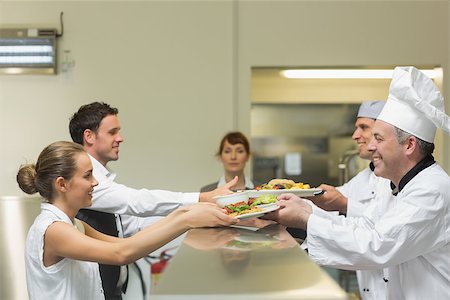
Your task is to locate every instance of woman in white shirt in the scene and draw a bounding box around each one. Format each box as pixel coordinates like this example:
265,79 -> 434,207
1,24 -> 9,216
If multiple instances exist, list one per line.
17,141 -> 238,300
201,132 -> 258,192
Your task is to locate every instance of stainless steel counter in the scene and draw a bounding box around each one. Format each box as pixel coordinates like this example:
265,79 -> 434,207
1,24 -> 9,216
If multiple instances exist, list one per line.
0,195 -> 42,300
152,222 -> 347,300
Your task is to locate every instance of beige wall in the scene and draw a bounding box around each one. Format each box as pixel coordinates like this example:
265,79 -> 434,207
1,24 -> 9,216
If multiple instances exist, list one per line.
0,1 -> 236,194
1,1 -> 449,196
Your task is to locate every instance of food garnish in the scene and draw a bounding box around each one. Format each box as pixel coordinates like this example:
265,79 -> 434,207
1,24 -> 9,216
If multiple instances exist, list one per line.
255,178 -> 311,190
224,201 -> 263,217
249,194 -> 277,206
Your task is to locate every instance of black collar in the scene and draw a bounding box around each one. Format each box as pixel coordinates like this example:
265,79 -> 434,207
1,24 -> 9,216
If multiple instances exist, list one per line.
390,154 -> 435,196
369,162 -> 375,171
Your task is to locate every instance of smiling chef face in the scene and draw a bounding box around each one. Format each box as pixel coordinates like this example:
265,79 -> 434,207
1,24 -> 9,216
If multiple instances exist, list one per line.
368,120 -> 410,185
352,117 -> 376,160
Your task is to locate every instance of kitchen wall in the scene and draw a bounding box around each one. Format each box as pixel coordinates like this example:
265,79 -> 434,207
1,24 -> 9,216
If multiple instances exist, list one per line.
1,1 -> 449,196
0,1 -> 236,195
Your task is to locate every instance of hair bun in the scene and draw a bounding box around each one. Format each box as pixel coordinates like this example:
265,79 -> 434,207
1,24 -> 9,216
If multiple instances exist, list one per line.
17,164 -> 38,195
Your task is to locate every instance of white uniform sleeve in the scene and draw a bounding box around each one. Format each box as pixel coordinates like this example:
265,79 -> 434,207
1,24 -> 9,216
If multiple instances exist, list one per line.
310,201 -> 340,219
306,186 -> 446,271
88,155 -> 200,217
91,179 -> 199,217
346,200 -> 367,217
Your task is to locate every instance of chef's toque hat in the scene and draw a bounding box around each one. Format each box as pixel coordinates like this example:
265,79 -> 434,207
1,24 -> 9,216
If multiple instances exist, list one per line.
377,66 -> 450,143
357,100 -> 385,119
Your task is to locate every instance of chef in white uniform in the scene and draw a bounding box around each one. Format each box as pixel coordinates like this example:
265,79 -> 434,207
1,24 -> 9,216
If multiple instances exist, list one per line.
311,100 -> 388,215
266,66 -> 450,300
310,100 -> 391,299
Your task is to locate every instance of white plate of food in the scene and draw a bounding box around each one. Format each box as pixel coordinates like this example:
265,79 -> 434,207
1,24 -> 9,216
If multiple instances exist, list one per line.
248,188 -> 323,198
249,178 -> 323,198
234,204 -> 279,220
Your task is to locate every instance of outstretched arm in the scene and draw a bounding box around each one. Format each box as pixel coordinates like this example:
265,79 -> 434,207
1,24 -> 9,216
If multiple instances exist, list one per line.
43,203 -> 238,266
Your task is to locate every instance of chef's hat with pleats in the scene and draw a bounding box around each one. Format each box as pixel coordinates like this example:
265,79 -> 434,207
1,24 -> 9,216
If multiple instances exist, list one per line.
377,66 -> 450,143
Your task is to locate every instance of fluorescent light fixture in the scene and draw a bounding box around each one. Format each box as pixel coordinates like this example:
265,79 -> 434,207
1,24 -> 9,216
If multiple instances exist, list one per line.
0,45 -> 53,54
0,28 -> 57,75
0,56 -> 53,64
281,69 -> 438,79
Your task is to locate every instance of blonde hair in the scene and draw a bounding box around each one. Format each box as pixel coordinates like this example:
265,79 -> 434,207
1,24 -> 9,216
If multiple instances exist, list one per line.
17,141 -> 85,201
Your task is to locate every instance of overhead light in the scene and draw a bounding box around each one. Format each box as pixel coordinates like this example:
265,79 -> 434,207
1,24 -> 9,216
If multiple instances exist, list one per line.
280,68 -> 438,79
0,28 -> 57,75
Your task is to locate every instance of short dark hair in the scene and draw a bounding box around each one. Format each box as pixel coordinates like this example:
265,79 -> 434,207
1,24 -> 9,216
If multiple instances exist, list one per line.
394,127 -> 435,157
69,102 -> 118,145
216,131 -> 250,156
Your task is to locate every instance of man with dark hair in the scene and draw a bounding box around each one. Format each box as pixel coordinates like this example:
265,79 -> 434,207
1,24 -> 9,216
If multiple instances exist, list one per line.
266,66 -> 450,299
69,101 -> 236,299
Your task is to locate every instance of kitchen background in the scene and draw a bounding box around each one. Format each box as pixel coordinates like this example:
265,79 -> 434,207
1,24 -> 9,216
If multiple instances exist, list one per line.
251,103 -> 362,187
250,65 -> 444,186
1,1 -> 449,299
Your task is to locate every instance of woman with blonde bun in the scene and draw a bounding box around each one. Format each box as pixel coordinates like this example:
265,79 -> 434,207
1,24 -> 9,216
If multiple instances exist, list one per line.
18,141 -> 238,300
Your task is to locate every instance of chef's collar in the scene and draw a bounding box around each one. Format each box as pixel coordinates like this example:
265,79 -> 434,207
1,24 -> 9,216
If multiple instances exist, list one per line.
390,154 -> 435,196
218,175 -> 254,190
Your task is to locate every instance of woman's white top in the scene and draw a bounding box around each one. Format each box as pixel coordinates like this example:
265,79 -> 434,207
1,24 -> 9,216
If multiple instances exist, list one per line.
25,203 -> 104,300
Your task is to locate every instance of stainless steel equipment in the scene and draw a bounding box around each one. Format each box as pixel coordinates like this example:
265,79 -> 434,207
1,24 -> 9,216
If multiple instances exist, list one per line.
0,196 -> 42,300
251,103 -> 360,187
338,149 -> 360,185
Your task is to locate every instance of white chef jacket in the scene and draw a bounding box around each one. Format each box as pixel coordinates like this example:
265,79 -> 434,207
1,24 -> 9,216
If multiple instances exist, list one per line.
338,167 -> 388,217
26,203 -> 104,300
336,166 -> 391,300
307,163 -> 450,300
